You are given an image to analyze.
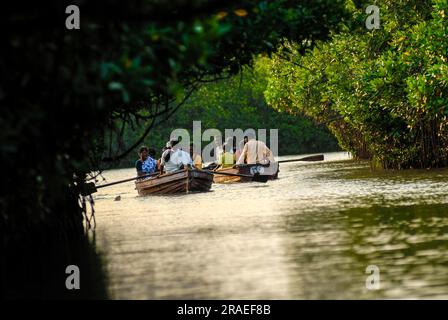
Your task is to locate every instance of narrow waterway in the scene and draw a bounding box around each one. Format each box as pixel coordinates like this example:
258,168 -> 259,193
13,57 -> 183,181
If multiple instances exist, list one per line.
93,152 -> 448,299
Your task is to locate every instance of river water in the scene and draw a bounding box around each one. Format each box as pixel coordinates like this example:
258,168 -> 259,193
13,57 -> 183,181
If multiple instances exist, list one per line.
93,152 -> 448,299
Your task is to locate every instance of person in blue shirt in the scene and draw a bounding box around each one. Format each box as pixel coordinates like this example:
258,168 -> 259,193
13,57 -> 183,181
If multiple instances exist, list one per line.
135,146 -> 157,177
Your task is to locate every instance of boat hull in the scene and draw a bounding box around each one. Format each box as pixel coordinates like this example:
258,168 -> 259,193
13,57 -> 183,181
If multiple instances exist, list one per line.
213,167 -> 246,183
213,163 -> 279,183
135,169 -> 213,195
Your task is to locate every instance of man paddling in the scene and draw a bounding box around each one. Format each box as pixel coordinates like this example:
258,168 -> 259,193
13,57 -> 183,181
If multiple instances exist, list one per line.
160,138 -> 193,173
236,133 -> 275,165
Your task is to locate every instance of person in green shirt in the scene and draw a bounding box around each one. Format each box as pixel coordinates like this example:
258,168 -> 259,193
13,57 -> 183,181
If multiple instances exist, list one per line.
218,143 -> 235,168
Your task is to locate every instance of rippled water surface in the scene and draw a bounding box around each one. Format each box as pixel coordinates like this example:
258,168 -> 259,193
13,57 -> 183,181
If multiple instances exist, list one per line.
94,152 -> 448,299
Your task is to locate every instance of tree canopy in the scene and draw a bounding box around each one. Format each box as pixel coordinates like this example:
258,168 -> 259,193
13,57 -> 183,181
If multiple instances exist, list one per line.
107,57 -> 339,168
1,0 -> 349,245
264,0 -> 448,169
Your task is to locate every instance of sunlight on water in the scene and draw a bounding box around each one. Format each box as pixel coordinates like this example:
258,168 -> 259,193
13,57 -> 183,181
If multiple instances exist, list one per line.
93,152 -> 448,299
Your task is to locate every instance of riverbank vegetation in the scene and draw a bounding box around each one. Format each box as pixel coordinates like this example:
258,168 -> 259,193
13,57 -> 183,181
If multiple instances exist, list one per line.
106,58 -> 339,168
1,0 -> 347,250
264,0 -> 448,169
3,0 -> 448,297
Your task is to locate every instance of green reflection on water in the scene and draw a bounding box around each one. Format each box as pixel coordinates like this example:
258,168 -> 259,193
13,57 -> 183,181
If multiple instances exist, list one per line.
92,154 -> 448,299
284,202 -> 448,299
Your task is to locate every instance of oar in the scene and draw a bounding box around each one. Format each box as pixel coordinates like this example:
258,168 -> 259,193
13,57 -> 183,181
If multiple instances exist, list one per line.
200,170 -> 269,183
278,154 -> 324,164
80,171 -> 161,196
235,155 -> 324,169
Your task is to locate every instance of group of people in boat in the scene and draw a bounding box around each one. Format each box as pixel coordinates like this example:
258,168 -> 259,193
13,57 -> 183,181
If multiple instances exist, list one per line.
135,133 -> 275,177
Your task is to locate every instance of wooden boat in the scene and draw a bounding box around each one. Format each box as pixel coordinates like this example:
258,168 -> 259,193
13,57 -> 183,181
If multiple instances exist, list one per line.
213,167 -> 245,183
213,162 -> 279,183
135,169 -> 213,195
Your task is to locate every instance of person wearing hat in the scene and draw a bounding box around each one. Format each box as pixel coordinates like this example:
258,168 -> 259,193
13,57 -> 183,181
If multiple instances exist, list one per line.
160,138 -> 193,173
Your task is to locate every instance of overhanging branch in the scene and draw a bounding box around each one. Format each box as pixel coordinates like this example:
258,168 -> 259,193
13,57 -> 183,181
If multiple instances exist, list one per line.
101,84 -> 198,163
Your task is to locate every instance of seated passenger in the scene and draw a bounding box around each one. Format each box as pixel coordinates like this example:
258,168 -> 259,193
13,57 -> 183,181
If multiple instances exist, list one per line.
157,146 -> 169,172
136,146 -> 157,177
160,139 -> 193,173
218,143 -> 235,168
235,136 -> 248,163
190,142 -> 203,169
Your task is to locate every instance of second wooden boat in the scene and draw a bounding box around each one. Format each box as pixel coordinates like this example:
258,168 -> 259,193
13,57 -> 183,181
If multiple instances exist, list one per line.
213,162 -> 279,183
213,167 -> 246,183
135,169 -> 213,195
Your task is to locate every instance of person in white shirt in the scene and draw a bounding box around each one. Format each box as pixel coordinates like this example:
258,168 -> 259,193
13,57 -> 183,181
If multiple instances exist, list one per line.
214,136 -> 224,163
160,138 -> 193,173
236,135 -> 275,165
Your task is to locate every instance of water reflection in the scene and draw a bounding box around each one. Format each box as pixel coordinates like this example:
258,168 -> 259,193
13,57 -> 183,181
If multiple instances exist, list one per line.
94,152 -> 448,299
283,204 -> 448,299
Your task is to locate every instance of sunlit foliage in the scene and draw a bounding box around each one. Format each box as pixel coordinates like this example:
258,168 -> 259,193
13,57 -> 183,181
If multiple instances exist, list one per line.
1,0 -> 348,244
265,0 -> 448,169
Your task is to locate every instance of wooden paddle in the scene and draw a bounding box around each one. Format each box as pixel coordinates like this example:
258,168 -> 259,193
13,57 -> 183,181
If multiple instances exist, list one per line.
278,154 -> 324,164
80,171 -> 161,196
80,166 -> 269,196
235,155 -> 324,168
200,170 -> 269,183
80,155 -> 322,195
